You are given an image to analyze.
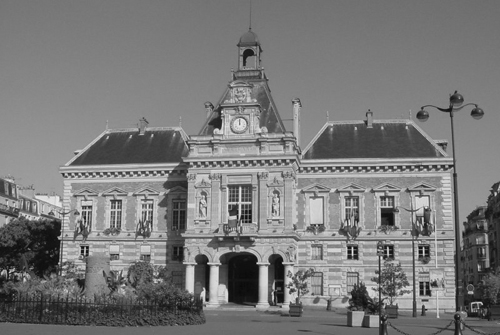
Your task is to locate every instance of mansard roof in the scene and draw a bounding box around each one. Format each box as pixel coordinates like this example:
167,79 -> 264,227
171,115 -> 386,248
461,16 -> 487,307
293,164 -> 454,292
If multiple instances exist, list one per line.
67,127 -> 189,166
302,119 -> 447,160
198,80 -> 286,136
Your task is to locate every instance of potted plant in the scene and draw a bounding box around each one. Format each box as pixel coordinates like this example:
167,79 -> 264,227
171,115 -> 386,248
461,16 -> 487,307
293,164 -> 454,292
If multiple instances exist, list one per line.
347,282 -> 381,327
371,260 -> 411,318
286,268 -> 314,317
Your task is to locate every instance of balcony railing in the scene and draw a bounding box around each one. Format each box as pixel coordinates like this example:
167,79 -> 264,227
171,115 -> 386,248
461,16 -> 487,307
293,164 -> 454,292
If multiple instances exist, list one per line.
0,203 -> 20,217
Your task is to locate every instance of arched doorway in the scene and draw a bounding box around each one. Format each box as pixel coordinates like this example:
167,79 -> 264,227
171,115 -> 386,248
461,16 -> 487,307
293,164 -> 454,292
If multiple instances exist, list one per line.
228,253 -> 258,304
194,254 -> 209,301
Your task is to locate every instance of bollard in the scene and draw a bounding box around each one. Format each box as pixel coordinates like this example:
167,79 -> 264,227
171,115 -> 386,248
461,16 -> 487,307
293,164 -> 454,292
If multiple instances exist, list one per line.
421,304 -> 426,316
454,313 -> 463,335
379,314 -> 389,335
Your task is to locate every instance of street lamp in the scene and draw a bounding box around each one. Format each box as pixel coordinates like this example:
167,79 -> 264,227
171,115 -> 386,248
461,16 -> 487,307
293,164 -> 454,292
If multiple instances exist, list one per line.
48,208 -> 80,274
376,240 -> 384,335
417,91 -> 484,312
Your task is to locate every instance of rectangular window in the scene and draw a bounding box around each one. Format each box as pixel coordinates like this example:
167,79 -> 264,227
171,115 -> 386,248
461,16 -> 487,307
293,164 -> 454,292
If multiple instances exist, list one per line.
140,245 -> 151,262
311,245 -> 323,260
418,245 -> 430,260
415,195 -> 430,223
172,246 -> 184,262
347,272 -> 359,293
228,185 -> 252,224
172,200 -> 186,230
347,245 -> 359,260
110,200 -> 122,229
172,271 -> 183,289
309,197 -> 324,225
310,272 -> 323,295
345,197 -> 359,221
141,199 -> 154,225
383,245 -> 394,259
80,245 -> 89,257
380,196 -> 395,226
110,245 -> 120,260
81,201 -> 93,228
477,247 -> 486,258
419,272 -> 431,296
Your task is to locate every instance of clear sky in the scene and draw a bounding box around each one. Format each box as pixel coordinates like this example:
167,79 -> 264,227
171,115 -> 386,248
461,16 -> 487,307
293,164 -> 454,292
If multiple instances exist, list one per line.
0,0 -> 498,223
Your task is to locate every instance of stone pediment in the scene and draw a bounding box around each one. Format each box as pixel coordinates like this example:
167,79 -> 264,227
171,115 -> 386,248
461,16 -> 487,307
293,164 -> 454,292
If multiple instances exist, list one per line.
302,183 -> 331,194
167,186 -> 187,194
407,182 -> 437,193
195,179 -> 211,188
102,187 -> 128,197
133,187 -> 161,198
73,187 -> 98,199
372,183 -> 401,193
338,183 -> 366,194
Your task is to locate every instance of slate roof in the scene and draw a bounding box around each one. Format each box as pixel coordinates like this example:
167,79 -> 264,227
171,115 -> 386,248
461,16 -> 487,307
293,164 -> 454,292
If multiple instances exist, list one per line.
198,80 -> 286,136
302,120 -> 447,160
67,128 -> 189,166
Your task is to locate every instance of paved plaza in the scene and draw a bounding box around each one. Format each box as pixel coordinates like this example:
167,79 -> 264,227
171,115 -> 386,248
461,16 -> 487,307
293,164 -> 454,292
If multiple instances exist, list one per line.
0,306 -> 499,335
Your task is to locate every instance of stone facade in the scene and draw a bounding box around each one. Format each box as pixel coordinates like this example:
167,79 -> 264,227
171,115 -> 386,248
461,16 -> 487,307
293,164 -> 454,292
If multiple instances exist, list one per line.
59,29 -> 457,312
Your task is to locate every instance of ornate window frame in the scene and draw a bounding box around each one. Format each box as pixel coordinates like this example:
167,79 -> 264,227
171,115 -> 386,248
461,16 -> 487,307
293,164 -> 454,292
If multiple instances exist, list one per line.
133,187 -> 161,232
302,183 -> 332,228
338,183 -> 366,228
167,186 -> 187,232
102,187 -> 128,231
372,183 -> 402,228
73,187 -> 98,230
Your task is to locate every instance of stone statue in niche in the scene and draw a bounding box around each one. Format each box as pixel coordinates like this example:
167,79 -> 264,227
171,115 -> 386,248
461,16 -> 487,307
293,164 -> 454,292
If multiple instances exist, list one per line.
272,193 -> 280,217
199,194 -> 207,218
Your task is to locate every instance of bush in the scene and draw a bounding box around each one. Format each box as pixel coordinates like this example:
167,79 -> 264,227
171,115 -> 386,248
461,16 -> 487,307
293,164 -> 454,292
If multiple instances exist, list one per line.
348,282 -> 380,314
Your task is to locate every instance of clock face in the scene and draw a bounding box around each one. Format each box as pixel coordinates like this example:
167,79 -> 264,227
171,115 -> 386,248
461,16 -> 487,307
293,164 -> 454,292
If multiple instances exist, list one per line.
231,117 -> 248,133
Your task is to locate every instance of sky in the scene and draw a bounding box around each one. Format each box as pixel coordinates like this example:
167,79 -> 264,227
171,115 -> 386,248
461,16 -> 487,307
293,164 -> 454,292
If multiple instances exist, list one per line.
0,0 -> 499,223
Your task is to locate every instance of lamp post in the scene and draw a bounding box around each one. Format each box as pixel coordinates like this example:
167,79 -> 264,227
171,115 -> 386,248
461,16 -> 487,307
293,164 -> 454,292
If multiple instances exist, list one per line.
416,91 -> 484,312
48,208 -> 80,275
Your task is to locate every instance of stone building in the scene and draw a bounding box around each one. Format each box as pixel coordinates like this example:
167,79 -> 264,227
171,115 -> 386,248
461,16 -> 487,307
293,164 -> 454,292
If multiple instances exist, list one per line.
461,205 -> 489,303
59,30 -> 457,311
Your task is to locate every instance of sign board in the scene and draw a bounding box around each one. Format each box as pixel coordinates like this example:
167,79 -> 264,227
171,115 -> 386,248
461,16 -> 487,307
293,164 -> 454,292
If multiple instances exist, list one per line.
377,242 -> 384,256
467,284 -> 474,295
430,269 -> 445,291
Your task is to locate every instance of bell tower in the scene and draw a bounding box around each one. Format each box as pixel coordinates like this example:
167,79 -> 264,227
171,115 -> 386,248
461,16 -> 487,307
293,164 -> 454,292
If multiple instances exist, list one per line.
237,29 -> 262,71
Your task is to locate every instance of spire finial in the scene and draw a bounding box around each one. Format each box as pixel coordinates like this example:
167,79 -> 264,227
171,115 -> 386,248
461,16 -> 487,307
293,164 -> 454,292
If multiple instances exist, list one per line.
249,0 -> 252,30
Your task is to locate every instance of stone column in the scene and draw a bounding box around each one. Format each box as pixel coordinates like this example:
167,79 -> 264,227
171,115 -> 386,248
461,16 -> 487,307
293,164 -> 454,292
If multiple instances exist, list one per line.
208,262 -> 221,306
257,262 -> 270,309
283,262 -> 294,308
185,263 -> 196,294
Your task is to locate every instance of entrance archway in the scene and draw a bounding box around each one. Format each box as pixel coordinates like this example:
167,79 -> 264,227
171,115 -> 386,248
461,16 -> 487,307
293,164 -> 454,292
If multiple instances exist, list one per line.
228,253 -> 258,304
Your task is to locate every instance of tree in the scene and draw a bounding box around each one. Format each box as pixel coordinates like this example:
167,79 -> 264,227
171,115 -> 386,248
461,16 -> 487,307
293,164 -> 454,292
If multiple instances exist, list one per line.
479,267 -> 500,305
0,217 -> 61,279
348,282 -> 380,314
286,268 -> 315,304
371,260 -> 411,306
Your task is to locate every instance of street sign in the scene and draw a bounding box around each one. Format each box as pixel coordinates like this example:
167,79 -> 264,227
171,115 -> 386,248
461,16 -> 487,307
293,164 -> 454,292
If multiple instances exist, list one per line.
467,284 -> 474,295
377,242 -> 384,256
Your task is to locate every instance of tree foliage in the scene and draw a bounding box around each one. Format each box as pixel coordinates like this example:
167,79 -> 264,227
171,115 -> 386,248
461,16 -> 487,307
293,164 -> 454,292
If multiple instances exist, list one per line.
479,267 -> 500,305
371,260 -> 411,305
0,217 -> 61,279
348,282 -> 380,314
286,267 -> 315,303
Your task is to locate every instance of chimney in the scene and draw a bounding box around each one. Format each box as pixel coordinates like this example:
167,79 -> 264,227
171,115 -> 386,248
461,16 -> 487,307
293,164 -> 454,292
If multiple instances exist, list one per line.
366,110 -> 373,128
292,98 -> 302,146
204,102 -> 214,119
139,117 -> 149,135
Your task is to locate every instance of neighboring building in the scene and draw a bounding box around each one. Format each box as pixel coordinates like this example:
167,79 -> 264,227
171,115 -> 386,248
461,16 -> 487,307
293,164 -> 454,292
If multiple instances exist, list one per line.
461,206 -> 489,303
35,194 -> 63,220
0,177 -> 20,227
486,182 -> 500,271
59,30 -> 457,311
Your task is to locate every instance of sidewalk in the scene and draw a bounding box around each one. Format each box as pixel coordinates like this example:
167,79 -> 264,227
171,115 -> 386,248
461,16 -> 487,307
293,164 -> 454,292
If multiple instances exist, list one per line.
0,305 -> 498,335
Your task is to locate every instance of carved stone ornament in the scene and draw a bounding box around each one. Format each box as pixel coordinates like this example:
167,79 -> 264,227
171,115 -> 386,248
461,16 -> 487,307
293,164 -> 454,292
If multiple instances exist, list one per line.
282,171 -> 296,180
187,174 -> 197,182
209,173 -> 222,181
257,172 -> 269,180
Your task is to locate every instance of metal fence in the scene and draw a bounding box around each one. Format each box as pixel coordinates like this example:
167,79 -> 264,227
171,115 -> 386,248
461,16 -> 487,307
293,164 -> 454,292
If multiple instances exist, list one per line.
0,293 -> 204,325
